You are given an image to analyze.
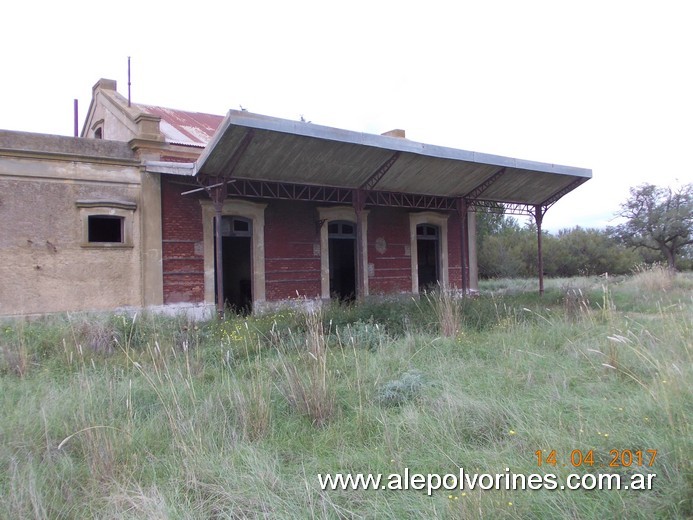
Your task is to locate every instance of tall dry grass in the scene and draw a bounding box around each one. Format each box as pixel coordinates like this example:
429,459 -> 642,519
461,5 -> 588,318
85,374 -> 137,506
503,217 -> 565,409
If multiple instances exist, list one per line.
424,283 -> 462,337
276,308 -> 335,427
629,263 -> 676,292
228,358 -> 272,441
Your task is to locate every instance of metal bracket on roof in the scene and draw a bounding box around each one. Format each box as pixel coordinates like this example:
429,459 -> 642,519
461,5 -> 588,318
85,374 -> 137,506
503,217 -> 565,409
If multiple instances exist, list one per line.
468,200 -> 535,217
180,179 -> 229,196
226,179 -> 354,204
463,168 -> 506,202
315,218 -> 328,235
539,177 -> 588,212
360,151 -> 400,191
182,128 -> 255,198
365,190 -> 457,211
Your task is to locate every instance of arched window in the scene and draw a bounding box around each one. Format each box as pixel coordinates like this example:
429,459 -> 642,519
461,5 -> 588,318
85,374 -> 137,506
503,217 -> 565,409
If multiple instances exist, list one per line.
317,206 -> 369,300
327,220 -> 357,301
201,199 -> 267,311
218,216 -> 253,313
328,221 -> 355,237
409,212 -> 449,293
91,119 -> 105,139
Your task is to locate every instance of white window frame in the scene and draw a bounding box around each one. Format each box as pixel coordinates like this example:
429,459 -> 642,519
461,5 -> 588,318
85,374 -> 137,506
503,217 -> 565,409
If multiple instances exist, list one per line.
409,211 -> 449,293
317,206 -> 369,299
77,200 -> 136,248
201,199 -> 267,306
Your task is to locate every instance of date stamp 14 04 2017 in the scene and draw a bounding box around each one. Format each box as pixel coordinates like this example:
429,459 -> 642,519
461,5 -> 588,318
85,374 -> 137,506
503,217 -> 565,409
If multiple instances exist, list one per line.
535,449 -> 657,468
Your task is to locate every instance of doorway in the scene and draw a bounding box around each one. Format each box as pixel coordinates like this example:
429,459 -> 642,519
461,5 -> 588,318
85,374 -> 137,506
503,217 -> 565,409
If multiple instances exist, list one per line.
417,223 -> 440,291
215,216 -> 253,313
328,220 -> 356,301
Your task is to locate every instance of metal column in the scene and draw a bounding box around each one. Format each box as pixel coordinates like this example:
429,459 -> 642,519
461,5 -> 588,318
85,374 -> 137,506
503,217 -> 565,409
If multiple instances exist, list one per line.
457,198 -> 469,293
212,181 -> 228,317
535,205 -> 544,296
353,189 -> 367,300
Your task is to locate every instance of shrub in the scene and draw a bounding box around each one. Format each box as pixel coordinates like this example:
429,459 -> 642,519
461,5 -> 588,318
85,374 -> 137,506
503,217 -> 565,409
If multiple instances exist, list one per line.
374,369 -> 426,407
332,320 -> 388,351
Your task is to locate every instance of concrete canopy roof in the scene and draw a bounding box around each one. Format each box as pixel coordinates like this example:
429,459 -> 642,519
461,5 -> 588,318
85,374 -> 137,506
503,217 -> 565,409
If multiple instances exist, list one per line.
194,110 -> 591,208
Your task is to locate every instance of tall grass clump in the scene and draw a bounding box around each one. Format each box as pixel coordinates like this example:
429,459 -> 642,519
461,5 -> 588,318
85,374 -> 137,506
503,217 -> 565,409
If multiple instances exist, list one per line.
561,287 -> 591,321
276,307 -> 335,427
228,356 -> 272,442
420,283 -> 462,337
630,263 -> 675,292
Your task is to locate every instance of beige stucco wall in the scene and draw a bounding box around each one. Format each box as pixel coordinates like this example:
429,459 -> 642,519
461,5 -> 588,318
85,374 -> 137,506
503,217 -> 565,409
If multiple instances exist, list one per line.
139,170 -> 164,307
0,133 -> 147,316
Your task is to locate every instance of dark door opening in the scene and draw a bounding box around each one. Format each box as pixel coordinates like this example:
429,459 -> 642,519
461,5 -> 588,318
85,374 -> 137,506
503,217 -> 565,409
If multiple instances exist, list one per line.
328,220 -> 356,301
417,223 -> 440,291
214,216 -> 253,314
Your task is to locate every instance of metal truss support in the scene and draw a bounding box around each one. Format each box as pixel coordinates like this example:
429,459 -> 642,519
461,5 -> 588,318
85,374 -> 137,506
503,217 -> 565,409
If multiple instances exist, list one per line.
540,177 -> 588,212
227,179 -> 353,204
360,152 -> 400,191
366,190 -> 457,211
463,168 -> 506,200
221,178 -> 462,211
467,199 -> 536,217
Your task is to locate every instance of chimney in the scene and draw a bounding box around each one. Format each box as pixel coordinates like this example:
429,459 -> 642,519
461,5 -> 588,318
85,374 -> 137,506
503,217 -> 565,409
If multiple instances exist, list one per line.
381,129 -> 406,138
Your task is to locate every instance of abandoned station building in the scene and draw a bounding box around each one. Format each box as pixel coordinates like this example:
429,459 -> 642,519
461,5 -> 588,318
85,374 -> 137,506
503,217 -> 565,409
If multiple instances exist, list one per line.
0,79 -> 591,318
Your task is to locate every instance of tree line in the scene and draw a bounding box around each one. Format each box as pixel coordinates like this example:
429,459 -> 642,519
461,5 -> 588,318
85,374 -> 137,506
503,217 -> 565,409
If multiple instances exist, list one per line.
476,183 -> 693,279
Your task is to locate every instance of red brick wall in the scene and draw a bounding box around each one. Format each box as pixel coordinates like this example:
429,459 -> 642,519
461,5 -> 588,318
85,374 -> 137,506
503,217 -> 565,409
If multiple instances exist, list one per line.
264,200 -> 321,300
366,208 -> 465,293
159,177 -> 467,304
367,207 -> 412,294
161,176 -> 205,303
160,184 -> 323,304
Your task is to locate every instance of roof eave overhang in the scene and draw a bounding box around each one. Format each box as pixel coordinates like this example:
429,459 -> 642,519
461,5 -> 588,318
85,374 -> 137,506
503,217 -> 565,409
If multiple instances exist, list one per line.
144,161 -> 196,176
189,110 -> 592,209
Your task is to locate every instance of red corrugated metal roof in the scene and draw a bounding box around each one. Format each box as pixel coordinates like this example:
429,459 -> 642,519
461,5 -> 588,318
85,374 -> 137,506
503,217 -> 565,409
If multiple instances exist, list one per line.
136,104 -> 224,147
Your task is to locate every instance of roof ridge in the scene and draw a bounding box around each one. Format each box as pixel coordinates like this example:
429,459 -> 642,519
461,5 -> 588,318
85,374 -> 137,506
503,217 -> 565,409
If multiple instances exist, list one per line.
134,102 -> 224,118
134,104 -> 225,147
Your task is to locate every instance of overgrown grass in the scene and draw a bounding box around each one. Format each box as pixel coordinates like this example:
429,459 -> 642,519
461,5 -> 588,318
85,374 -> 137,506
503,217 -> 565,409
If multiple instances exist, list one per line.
1,271 -> 691,518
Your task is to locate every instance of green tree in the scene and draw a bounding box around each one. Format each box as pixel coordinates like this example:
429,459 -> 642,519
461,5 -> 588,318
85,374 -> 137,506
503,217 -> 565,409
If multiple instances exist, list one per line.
475,206 -> 508,241
477,214 -> 524,278
546,227 -> 640,276
610,183 -> 693,271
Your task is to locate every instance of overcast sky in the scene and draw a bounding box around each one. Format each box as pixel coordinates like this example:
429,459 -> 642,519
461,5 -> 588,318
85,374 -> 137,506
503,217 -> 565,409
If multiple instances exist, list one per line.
2,1 -> 690,232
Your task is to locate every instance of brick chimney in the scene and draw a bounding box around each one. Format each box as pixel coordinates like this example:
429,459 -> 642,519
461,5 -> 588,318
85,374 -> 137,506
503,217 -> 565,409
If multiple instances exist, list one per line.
381,129 -> 406,138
